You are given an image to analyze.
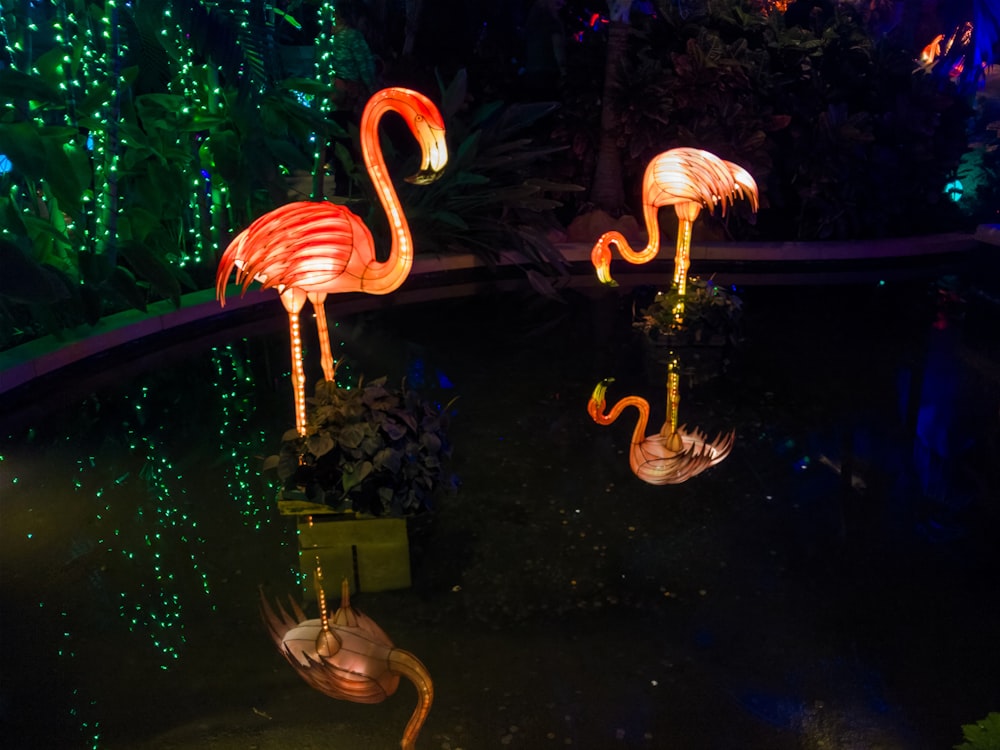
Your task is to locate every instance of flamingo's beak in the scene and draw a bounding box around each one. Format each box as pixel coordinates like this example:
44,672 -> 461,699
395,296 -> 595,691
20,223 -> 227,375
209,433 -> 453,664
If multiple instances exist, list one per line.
406,166 -> 444,185
407,121 -> 448,184
591,235 -> 619,287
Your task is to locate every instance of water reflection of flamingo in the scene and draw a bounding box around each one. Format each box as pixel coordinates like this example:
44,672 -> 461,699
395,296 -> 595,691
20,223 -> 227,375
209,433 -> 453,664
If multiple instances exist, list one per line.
216,87 -> 448,435
587,370 -> 734,485
590,147 -> 758,293
261,572 -> 433,750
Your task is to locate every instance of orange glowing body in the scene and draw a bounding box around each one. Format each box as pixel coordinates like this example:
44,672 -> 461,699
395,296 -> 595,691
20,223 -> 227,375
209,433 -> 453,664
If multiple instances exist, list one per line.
590,147 -> 758,292
262,576 -> 433,750
920,34 -> 944,66
587,376 -> 734,486
216,87 -> 448,435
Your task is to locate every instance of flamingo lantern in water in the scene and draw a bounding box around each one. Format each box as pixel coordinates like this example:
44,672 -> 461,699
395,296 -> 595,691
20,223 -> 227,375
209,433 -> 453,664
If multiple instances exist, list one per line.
261,567 -> 433,750
216,87 -> 448,436
590,147 -> 758,295
587,357 -> 734,485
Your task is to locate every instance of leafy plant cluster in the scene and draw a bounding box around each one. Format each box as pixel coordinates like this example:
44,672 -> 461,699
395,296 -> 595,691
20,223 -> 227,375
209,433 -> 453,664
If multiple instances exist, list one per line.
265,375 -> 454,517
954,711 -> 1000,750
636,276 -> 744,346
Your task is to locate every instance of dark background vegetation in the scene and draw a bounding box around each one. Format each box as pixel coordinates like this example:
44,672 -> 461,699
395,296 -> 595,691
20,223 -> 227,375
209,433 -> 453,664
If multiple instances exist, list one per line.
1,0 -> 998,349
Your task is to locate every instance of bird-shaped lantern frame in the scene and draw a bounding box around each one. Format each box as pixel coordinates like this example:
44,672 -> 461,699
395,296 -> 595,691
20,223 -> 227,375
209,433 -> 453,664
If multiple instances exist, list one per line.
587,356 -> 734,485
261,565 -> 433,750
216,87 -> 448,436
590,147 -> 758,300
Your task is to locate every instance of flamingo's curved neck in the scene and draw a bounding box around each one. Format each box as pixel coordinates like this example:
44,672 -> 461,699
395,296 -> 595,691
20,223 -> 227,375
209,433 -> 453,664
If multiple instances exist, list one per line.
602,396 -> 651,448
359,96 -> 414,294
639,201 -> 664,259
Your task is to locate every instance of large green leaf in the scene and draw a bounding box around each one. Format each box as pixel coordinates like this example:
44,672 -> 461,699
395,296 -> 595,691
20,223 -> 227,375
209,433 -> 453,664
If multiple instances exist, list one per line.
0,122 -> 48,178
0,68 -> 64,106
307,431 -> 335,458
40,139 -> 85,217
0,238 -> 71,303
342,460 -> 373,491
118,239 -> 181,304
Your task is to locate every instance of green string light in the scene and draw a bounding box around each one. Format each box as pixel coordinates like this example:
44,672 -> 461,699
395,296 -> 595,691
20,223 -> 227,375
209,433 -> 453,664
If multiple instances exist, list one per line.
210,343 -> 275,528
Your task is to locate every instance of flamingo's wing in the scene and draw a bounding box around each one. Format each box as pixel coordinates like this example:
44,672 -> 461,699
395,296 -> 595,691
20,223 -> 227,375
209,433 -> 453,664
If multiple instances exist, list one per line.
217,202 -> 376,298
721,160 -> 760,214
644,148 -> 758,218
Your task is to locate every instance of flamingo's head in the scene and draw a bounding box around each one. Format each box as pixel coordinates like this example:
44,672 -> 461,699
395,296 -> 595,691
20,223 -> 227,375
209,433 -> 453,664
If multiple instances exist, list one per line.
591,232 -> 626,287
587,378 -> 614,421
396,90 -> 448,185
405,115 -> 448,184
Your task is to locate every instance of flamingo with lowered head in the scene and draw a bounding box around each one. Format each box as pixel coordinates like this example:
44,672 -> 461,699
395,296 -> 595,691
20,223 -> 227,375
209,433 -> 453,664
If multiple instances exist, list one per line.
216,87 -> 448,435
590,147 -> 758,293
261,568 -> 433,750
587,362 -> 734,485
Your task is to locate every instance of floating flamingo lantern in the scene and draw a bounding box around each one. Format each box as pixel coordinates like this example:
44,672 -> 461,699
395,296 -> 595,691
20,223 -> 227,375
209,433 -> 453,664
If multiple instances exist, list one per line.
590,147 -> 758,295
587,357 -> 734,485
216,87 -> 448,435
261,567 -> 433,750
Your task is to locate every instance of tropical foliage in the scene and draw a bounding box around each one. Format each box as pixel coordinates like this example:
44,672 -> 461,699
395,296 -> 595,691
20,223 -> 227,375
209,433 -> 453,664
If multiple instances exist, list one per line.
560,0 -> 983,241
635,275 -> 744,345
0,0 -> 337,348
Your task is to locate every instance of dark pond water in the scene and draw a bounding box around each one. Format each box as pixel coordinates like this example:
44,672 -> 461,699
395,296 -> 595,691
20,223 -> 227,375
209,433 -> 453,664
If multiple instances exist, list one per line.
1,254 -> 998,750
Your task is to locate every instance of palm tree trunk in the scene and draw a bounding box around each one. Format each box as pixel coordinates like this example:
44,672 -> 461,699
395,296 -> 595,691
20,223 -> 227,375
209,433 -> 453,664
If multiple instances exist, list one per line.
588,15 -> 631,213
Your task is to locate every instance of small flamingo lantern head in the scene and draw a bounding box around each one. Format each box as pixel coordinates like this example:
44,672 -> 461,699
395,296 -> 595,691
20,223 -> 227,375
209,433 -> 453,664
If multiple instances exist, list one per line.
590,147 -> 758,292
587,364 -> 734,486
216,87 -> 448,436
261,568 -> 433,750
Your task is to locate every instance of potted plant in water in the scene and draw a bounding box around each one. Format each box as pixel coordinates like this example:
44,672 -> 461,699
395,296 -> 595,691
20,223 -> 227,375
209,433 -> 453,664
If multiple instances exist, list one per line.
634,276 -> 744,383
264,372 -> 455,594
267,374 -> 454,517
634,275 -> 743,347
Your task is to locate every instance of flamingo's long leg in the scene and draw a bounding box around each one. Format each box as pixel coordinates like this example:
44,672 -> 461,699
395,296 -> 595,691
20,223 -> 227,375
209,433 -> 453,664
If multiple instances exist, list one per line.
664,361 -> 684,452
312,297 -> 338,382
288,310 -> 308,436
673,215 -> 696,295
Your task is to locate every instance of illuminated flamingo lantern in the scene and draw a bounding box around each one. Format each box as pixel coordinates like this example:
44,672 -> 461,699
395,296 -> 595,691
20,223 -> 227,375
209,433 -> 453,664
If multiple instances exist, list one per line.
587,359 -> 734,485
920,33 -> 945,67
261,569 -> 433,750
216,87 -> 448,435
590,147 -> 758,294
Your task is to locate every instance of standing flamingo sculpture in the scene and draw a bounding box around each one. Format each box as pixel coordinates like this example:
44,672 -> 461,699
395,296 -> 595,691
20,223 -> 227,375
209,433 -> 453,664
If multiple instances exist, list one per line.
587,359 -> 734,485
216,87 -> 448,435
590,147 -> 758,294
261,567 -> 433,750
